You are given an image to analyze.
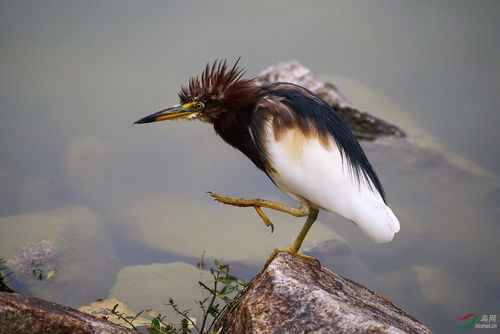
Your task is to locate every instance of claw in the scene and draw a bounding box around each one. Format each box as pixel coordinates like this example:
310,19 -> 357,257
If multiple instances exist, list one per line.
207,191 -> 316,255
266,248 -> 320,267
254,206 -> 274,233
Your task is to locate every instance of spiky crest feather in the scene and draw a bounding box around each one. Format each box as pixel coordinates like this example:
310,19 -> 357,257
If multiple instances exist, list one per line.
178,58 -> 249,102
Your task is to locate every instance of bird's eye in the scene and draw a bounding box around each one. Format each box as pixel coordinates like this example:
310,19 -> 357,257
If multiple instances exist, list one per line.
194,102 -> 204,110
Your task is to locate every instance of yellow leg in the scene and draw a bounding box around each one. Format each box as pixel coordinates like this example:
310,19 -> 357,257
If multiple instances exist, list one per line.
208,192 -> 309,217
266,248 -> 317,265
266,208 -> 320,265
290,208 -> 319,252
208,192 -> 309,232
208,192 -> 319,264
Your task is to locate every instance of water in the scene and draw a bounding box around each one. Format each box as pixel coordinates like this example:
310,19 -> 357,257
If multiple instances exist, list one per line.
1,1 -> 499,332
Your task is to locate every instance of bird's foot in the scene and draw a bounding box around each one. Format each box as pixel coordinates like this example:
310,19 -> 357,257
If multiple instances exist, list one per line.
208,191 -> 274,232
253,206 -> 274,233
266,248 -> 320,267
207,192 -> 309,217
207,191 -> 309,232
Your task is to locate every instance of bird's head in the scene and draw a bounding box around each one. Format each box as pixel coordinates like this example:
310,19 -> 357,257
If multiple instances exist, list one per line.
134,59 -> 257,125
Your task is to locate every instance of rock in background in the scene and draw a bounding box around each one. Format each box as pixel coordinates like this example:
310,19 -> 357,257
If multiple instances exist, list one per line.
256,60 -> 405,141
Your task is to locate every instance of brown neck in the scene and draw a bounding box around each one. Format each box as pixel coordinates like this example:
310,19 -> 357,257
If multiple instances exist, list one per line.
212,85 -> 266,171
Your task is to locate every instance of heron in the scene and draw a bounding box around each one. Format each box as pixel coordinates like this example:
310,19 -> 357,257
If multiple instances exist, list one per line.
135,59 -> 400,262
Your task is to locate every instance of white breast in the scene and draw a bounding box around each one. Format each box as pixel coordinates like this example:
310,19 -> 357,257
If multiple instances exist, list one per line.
264,123 -> 400,243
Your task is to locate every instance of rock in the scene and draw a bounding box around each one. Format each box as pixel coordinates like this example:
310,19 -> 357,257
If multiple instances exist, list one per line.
213,252 -> 431,334
0,206 -> 117,305
6,240 -> 58,281
304,239 -> 372,279
0,291 -> 135,334
108,262 -> 212,322
78,298 -> 151,329
411,266 -> 469,316
256,60 -> 405,141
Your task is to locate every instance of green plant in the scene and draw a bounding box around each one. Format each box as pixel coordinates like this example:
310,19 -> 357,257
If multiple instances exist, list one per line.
99,256 -> 247,333
107,303 -> 145,330
0,258 -> 14,292
146,258 -> 248,334
32,268 -> 57,280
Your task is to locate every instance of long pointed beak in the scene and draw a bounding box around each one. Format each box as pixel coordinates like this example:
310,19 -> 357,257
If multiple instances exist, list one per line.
134,104 -> 195,124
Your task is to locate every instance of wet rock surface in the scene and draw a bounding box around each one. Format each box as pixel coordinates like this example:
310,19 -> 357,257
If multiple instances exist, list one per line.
108,262 -> 212,322
0,206 -> 117,305
256,60 -> 406,141
6,240 -> 58,281
117,199 -> 344,264
0,291 -> 134,334
213,252 -> 432,334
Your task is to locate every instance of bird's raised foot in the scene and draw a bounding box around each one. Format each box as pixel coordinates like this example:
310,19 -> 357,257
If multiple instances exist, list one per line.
207,191 -> 309,233
254,206 -> 274,233
266,248 -> 320,267
207,191 -> 275,232
207,191 -> 309,217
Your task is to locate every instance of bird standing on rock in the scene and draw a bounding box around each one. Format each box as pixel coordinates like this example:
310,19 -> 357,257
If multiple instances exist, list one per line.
135,59 -> 400,261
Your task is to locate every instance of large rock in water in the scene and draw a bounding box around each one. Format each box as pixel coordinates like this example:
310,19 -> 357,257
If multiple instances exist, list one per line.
255,61 -> 405,141
0,291 -> 134,334
213,253 -> 431,334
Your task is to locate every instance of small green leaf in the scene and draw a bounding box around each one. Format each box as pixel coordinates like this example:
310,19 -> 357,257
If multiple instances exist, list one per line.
208,306 -> 219,317
197,250 -> 206,270
111,303 -> 119,312
151,317 -> 161,329
33,268 -> 43,280
217,277 -> 232,284
221,286 -> 236,295
46,269 -> 57,279
198,281 -> 214,294
219,285 -> 227,294
131,310 -> 144,322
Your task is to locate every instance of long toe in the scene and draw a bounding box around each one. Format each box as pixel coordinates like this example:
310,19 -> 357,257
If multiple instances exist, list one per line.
266,248 -> 320,266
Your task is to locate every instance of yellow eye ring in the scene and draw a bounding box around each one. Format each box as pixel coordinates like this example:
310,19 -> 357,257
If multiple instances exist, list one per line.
194,102 -> 204,110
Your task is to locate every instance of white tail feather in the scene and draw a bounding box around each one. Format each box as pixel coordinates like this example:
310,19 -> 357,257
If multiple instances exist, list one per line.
266,126 -> 400,243
350,203 -> 400,243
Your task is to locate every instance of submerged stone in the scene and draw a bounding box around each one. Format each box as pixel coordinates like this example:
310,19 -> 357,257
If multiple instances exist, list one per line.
108,262 -> 211,322
116,198 -> 346,263
0,206 -> 117,305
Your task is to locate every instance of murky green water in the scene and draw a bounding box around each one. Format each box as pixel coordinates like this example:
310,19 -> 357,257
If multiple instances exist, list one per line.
1,1 -> 498,333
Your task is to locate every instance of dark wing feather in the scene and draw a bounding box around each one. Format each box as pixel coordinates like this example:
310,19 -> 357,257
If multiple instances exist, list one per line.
257,82 -> 386,203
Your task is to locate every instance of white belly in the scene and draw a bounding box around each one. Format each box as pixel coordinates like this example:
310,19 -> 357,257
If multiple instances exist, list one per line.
265,126 -> 400,243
